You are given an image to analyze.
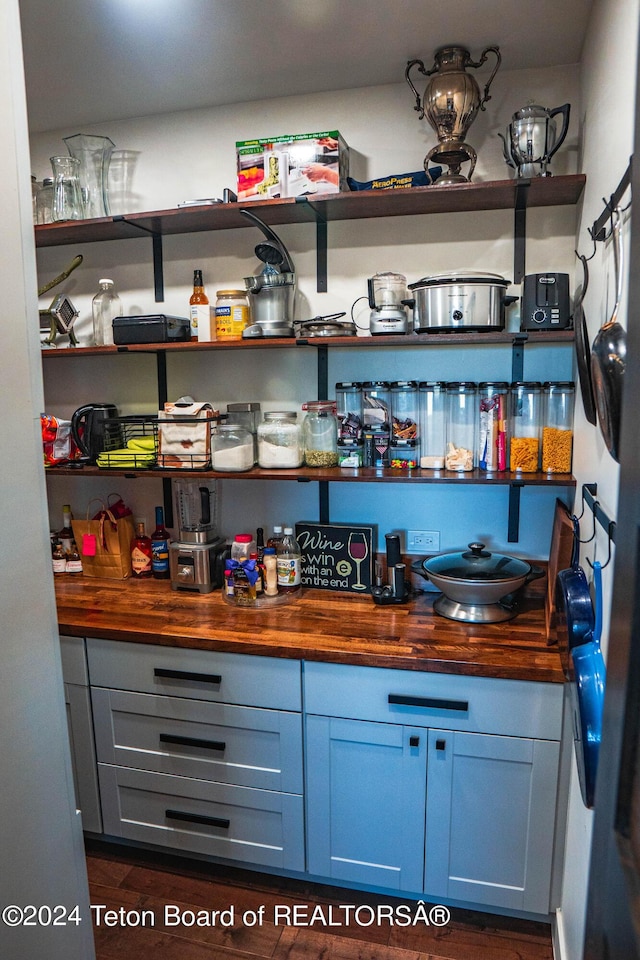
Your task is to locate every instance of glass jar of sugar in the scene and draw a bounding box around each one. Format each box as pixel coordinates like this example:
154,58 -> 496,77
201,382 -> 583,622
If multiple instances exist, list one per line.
257,412 -> 303,468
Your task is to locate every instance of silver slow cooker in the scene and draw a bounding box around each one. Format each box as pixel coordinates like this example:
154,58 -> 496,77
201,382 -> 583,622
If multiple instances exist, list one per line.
407,271 -> 512,332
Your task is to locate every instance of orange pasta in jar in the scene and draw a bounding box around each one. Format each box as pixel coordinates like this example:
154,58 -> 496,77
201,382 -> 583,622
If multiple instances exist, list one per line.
542,427 -> 573,473
510,436 -> 539,472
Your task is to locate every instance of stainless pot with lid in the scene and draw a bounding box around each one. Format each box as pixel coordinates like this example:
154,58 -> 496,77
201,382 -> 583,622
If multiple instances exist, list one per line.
406,271 -> 514,332
416,542 -> 543,622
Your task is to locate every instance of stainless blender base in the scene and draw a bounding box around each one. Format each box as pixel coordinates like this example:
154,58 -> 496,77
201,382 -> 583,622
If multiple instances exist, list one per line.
433,593 -> 517,623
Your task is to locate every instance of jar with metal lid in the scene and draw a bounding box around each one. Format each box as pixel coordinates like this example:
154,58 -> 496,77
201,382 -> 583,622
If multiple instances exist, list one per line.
302,400 -> 338,467
362,381 -> 391,434
542,381 -> 575,473
335,382 -> 363,441
215,290 -> 251,340
418,381 -> 446,468
211,423 -> 254,472
477,381 -> 508,472
509,382 -> 542,472
445,382 -> 477,471
257,411 -> 303,468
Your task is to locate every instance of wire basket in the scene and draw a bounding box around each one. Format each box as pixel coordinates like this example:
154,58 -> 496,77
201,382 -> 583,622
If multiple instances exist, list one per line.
157,416 -> 213,470
95,416 -> 158,469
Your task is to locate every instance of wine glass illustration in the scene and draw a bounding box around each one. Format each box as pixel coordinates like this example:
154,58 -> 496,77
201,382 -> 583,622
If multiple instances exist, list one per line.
348,532 -> 368,590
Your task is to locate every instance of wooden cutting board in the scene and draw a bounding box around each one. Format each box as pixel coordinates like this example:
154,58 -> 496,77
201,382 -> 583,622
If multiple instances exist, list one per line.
545,498 -> 575,644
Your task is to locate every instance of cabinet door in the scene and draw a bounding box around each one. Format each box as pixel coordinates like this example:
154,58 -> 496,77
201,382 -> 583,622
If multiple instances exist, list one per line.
425,730 -> 560,915
64,682 -> 102,834
306,715 -> 426,891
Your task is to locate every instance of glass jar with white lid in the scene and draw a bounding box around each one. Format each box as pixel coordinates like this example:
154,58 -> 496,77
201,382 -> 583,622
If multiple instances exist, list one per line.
257,411 -> 304,468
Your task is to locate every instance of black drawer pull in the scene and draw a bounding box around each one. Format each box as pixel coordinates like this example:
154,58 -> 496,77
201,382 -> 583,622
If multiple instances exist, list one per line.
388,694 -> 469,712
165,809 -> 230,829
436,739 -> 447,751
160,733 -> 226,752
154,668 -> 222,684
409,735 -> 420,747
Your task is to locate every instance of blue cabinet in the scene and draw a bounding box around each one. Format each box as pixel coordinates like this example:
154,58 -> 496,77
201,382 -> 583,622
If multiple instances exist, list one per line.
306,715 -> 427,891
424,730 -> 560,914
304,662 -> 563,915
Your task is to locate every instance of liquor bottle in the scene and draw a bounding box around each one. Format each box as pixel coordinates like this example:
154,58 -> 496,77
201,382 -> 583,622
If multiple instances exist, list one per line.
256,526 -> 265,562
131,521 -> 153,578
189,268 -> 209,341
66,540 -> 83,574
276,527 -> 302,593
150,505 -> 170,579
57,504 -> 74,556
51,537 -> 67,575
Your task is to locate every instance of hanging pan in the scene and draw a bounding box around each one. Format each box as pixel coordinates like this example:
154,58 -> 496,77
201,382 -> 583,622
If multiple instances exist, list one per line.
591,206 -> 627,461
573,253 -> 597,425
556,515 -> 595,661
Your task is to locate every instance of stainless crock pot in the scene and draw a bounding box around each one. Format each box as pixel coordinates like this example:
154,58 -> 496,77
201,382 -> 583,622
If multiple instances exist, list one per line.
406,271 -> 511,332
417,542 -> 543,623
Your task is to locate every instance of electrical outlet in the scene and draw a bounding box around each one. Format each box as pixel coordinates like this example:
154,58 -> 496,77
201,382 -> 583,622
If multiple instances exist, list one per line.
407,530 -> 440,553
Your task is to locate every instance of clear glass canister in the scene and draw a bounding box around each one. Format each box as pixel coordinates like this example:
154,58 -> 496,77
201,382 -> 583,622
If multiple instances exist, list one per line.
542,381 -> 575,473
50,155 -> 84,221
445,382 -> 477,471
226,402 -> 261,463
211,423 -> 254,472
362,381 -> 391,434
215,290 -> 251,340
335,382 -> 363,441
418,381 -> 446,468
36,178 -> 54,224
509,382 -> 542,472
257,411 -> 303,468
302,400 -> 338,467
477,381 -> 509,472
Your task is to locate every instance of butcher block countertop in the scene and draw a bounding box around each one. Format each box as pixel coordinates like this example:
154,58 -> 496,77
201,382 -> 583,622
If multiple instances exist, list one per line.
55,577 -> 564,684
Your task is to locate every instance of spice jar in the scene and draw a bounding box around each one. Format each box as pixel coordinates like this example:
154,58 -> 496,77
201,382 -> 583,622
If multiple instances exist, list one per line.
215,290 -> 251,340
302,400 -> 338,467
477,382 -> 508,472
445,383 -> 477,471
418,381 -> 446,468
509,382 -> 542,472
211,423 -> 254,472
257,411 -> 303,468
542,381 -> 575,473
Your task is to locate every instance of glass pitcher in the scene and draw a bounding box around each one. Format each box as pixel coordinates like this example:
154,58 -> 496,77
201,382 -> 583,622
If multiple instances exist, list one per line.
50,156 -> 83,221
63,133 -> 115,219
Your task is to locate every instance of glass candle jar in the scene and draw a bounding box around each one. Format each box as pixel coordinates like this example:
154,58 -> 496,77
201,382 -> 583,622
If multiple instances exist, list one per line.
542,381 -> 575,473
418,381 -> 446,468
211,423 -> 254,472
302,400 -> 338,467
477,381 -> 508,472
509,382 -> 542,472
257,412 -> 303,468
445,382 -> 477,471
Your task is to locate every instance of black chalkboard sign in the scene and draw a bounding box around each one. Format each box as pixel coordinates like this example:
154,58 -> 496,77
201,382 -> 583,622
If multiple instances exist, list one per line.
295,522 -> 375,593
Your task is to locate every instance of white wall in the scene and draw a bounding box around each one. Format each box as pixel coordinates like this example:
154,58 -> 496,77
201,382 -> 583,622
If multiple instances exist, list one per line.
554,1 -> 639,958
32,64 -> 581,556
0,0 -> 94,956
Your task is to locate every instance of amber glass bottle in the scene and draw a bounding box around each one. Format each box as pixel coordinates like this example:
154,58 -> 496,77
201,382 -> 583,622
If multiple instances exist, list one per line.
189,268 -> 209,341
131,521 -> 153,578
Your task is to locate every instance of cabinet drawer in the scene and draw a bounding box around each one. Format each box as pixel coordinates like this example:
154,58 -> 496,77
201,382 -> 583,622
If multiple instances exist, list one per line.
98,764 -> 304,871
303,662 -> 563,740
87,638 -> 301,710
92,688 -> 303,793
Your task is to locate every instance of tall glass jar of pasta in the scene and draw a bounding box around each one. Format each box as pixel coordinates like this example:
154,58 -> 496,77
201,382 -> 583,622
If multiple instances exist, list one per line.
542,382 -> 575,474
509,382 -> 542,473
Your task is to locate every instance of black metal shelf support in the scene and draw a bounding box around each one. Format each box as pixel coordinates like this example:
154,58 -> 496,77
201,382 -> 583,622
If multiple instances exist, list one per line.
113,216 -> 164,301
514,180 -> 530,284
589,159 -> 632,241
295,196 -> 328,292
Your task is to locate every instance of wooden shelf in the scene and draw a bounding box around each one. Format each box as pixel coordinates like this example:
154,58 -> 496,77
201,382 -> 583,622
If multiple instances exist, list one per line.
45,463 -> 575,487
40,329 -> 574,359
34,175 -> 586,248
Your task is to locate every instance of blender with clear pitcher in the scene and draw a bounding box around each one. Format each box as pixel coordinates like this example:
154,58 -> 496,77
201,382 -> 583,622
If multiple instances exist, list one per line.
169,479 -> 227,592
367,272 -> 410,334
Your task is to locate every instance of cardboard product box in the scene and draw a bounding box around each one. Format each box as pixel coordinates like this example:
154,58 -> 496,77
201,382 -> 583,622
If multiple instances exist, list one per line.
236,131 -> 349,200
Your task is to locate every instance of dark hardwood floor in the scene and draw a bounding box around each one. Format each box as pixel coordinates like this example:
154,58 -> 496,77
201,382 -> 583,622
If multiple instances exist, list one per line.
85,845 -> 553,959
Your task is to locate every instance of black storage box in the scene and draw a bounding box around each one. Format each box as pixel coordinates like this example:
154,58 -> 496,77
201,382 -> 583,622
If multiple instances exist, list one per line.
113,314 -> 191,345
